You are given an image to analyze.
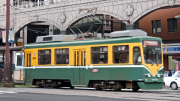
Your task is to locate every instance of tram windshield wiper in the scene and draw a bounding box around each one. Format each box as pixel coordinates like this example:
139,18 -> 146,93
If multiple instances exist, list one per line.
151,62 -> 154,66
156,52 -> 159,66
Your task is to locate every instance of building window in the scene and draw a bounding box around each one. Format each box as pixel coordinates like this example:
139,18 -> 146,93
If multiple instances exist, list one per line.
152,20 -> 161,33
17,55 -> 23,66
38,49 -> 51,65
55,49 -> 69,64
53,25 -> 61,35
168,18 -> 177,32
91,46 -> 108,64
113,45 -> 129,63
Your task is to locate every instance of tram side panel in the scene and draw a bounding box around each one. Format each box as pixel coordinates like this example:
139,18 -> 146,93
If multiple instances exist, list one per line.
24,65 -> 163,90
24,68 -> 74,85
84,66 -> 163,89
23,56 -> 163,89
23,48 -> 79,86
23,42 -> 163,89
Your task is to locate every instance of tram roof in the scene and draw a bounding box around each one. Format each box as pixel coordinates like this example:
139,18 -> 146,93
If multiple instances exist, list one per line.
24,36 -> 162,49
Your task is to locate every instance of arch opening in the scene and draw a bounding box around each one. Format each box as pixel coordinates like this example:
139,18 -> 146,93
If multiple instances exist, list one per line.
66,14 -> 126,37
15,21 -> 61,45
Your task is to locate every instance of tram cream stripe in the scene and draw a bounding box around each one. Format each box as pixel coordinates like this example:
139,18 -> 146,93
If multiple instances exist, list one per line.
22,65 -> 147,68
18,65 -> 158,76
155,66 -> 164,76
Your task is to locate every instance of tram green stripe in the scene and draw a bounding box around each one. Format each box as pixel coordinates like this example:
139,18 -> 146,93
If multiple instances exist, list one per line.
24,36 -> 162,49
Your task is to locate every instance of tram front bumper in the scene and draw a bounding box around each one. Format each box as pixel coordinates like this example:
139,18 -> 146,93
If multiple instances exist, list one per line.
137,82 -> 163,90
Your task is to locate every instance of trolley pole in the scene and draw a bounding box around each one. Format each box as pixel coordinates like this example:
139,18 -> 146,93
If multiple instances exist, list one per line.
2,0 -> 15,87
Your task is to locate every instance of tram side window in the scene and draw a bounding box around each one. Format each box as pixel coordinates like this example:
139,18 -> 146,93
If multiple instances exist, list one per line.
133,47 -> 141,64
113,45 -> 129,63
38,49 -> 51,65
91,46 -> 108,64
55,49 -> 69,64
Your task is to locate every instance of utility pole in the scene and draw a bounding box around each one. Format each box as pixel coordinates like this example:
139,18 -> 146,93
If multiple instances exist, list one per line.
2,0 -> 15,87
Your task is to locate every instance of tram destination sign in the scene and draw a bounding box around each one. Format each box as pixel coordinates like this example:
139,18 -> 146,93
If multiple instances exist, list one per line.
143,40 -> 158,46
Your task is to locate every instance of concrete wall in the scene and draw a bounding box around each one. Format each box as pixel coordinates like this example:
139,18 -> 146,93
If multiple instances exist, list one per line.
168,56 -> 180,71
168,56 -> 176,70
13,70 -> 23,81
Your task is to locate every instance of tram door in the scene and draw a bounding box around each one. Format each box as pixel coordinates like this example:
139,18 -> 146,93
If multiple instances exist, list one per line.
25,52 -> 32,84
26,52 -> 31,67
73,49 -> 86,86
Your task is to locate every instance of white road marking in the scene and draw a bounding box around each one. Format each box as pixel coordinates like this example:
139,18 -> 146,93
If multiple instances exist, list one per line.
0,91 -> 18,94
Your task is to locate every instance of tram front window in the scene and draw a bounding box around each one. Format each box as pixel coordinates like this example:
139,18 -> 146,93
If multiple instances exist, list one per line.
143,40 -> 162,64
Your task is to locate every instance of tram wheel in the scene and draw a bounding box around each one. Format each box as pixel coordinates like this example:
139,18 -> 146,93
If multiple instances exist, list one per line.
70,86 -> 74,89
52,86 -> 59,89
95,86 -> 102,90
38,85 -> 43,88
114,87 -> 121,91
114,88 -> 121,91
171,82 -> 178,90
132,88 -> 139,92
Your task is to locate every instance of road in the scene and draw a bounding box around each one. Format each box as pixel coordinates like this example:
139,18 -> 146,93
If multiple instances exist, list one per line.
0,92 -> 142,101
0,86 -> 179,101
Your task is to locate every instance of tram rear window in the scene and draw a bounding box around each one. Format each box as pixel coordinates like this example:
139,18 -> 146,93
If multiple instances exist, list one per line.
38,49 -> 51,65
55,48 -> 69,64
113,45 -> 129,63
91,46 -> 108,64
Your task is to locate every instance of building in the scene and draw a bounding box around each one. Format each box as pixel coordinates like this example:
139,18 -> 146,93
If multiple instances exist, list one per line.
0,0 -> 179,75
0,0 -> 13,6
139,7 -> 180,72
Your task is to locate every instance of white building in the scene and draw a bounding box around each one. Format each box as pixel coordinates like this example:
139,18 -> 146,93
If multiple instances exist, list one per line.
0,0 -> 13,7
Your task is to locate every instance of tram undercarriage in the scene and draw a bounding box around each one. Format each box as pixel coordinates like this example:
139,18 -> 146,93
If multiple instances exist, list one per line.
88,80 -> 140,91
33,79 -> 140,91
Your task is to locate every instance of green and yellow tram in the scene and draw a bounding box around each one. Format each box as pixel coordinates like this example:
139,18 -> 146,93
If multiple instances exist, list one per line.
23,30 -> 164,91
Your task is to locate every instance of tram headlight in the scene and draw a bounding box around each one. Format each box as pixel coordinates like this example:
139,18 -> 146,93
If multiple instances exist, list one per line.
145,73 -> 151,77
157,74 -> 160,77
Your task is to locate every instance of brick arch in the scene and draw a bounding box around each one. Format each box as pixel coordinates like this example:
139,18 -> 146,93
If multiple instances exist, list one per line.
131,3 -> 180,24
64,10 -> 127,30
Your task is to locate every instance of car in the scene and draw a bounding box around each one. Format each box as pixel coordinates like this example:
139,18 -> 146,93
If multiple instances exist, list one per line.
164,71 -> 169,77
164,71 -> 180,90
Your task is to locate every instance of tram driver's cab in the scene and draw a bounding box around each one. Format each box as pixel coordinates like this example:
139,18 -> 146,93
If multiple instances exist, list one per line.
133,40 -> 162,65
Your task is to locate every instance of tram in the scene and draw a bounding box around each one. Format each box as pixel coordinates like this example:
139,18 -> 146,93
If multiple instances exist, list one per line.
23,30 -> 164,91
